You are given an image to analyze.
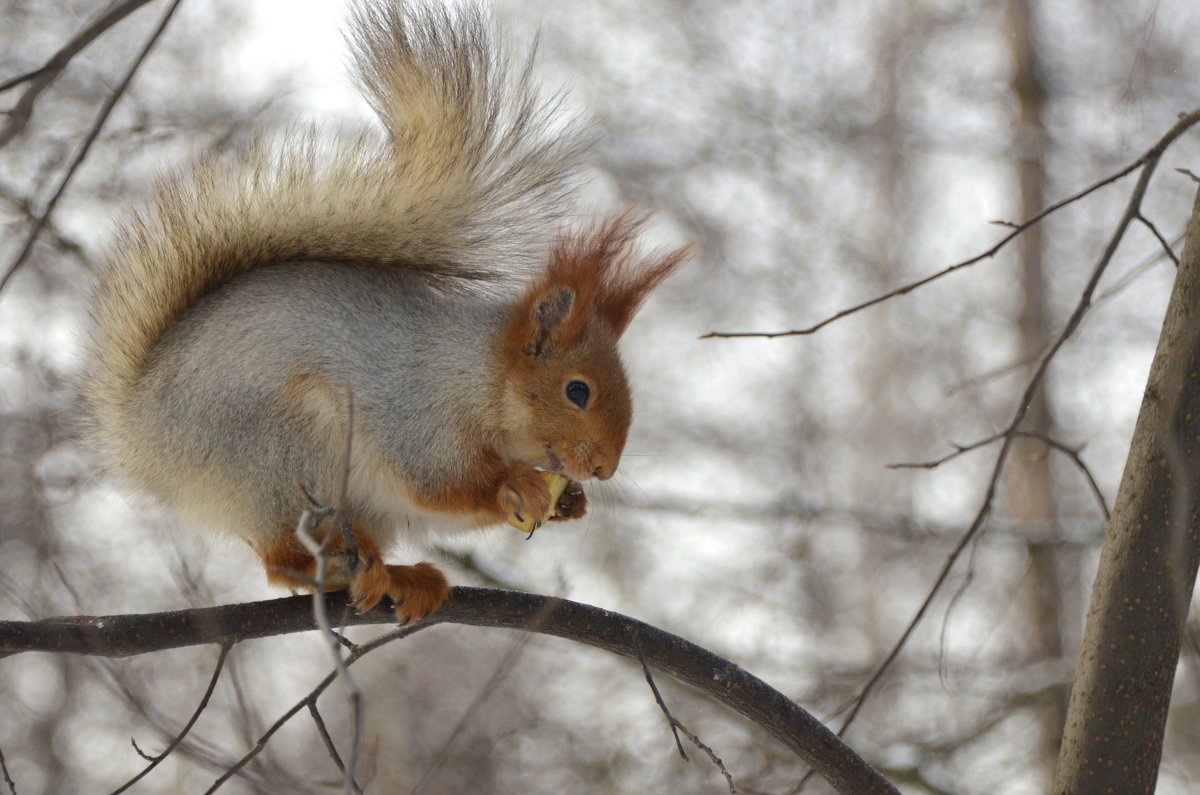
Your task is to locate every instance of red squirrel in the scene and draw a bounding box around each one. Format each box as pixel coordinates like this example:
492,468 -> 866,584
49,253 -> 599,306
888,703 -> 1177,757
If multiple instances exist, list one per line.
84,1 -> 687,622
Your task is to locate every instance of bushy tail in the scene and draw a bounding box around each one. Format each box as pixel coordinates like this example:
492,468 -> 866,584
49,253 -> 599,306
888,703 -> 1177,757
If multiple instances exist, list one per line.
86,0 -> 584,445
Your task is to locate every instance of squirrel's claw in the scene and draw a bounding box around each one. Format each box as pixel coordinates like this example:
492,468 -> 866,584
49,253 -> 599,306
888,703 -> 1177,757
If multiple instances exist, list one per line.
349,554 -> 391,614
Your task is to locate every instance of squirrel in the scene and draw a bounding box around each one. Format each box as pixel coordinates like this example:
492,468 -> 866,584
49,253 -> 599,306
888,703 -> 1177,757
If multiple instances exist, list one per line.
83,0 -> 687,623
82,0 -> 686,624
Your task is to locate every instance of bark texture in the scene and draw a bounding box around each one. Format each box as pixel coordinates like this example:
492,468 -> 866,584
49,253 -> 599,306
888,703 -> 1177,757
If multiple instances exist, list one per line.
1054,187 -> 1200,793
0,587 -> 899,795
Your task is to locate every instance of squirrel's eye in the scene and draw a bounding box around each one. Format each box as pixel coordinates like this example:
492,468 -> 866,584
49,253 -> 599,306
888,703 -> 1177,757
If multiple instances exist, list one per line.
565,380 -> 590,409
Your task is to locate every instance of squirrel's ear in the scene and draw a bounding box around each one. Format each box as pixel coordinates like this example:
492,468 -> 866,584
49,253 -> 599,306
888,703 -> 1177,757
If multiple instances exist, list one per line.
504,283 -> 580,362
527,286 -> 575,356
504,216 -> 689,361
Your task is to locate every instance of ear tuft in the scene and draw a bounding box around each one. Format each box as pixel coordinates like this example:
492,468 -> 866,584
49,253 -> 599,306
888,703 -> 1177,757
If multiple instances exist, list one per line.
596,238 -> 690,336
503,213 -> 690,363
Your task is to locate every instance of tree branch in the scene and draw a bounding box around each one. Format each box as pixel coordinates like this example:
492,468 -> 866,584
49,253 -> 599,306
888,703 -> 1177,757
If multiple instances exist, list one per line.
702,107 -> 1200,340
111,642 -> 232,795
0,587 -> 898,795
0,0 -> 184,299
888,430 -> 1111,520
0,0 -> 158,144
307,702 -> 363,795
817,106 -> 1200,755
0,745 -> 14,795
1053,185 -> 1200,793
631,627 -> 739,793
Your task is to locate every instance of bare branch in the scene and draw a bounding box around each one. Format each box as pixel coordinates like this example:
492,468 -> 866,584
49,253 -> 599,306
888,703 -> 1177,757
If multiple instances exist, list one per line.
671,724 -> 739,795
0,0 -> 158,143
702,107 -> 1200,340
0,180 -> 95,274
823,105 -> 1200,751
294,507 -> 362,795
885,431 -> 1005,470
291,387 -> 363,795
0,745 -> 14,795
630,628 -> 740,793
307,703 -> 363,795
411,600 -> 550,794
0,0 -> 184,299
1135,211 -> 1180,265
888,430 -> 1110,520
109,642 -> 233,795
631,628 -> 689,761
204,625 -> 421,794
1015,431 -> 1111,521
0,589 -> 899,795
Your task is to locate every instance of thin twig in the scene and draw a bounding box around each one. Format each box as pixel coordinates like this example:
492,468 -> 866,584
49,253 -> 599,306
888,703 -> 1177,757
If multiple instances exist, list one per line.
1094,230 -> 1184,302
1016,431 -> 1111,521
702,109 -> 1200,340
411,594 -> 565,794
885,431 -> 1005,470
204,625 -> 422,795
0,66 -> 45,94
110,642 -> 233,795
840,103 -> 1200,733
630,629 -> 740,794
308,703 -> 363,795
0,0 -> 158,142
0,0 -> 184,299
945,345 -> 1048,397
336,388 -> 359,566
888,430 -> 1110,520
1136,211 -> 1180,265
0,181 -> 94,273
0,745 -> 15,795
951,226 -> 1183,399
791,106 -> 1200,794
290,388 -> 363,794
631,628 -> 688,760
295,505 -> 362,795
337,386 -> 354,506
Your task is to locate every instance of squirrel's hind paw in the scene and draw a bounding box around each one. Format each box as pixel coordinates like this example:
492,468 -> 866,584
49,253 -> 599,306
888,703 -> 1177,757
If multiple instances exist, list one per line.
349,555 -> 392,613
348,558 -> 449,623
385,562 -> 451,624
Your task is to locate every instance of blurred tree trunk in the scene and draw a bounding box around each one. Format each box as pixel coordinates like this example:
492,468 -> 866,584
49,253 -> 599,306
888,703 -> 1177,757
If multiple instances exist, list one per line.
1006,0 -> 1069,782
1053,187 -> 1200,793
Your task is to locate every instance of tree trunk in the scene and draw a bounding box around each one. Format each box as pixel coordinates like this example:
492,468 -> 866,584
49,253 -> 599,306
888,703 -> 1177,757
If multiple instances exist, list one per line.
1006,0 -> 1071,781
1053,187 -> 1200,793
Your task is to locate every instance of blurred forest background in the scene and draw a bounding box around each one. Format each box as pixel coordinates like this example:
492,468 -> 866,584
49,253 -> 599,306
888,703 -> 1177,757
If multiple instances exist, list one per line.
3,0 -> 1200,793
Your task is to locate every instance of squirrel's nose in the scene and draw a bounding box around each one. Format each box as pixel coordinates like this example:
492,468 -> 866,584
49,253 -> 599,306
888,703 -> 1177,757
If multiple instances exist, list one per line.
593,464 -> 612,481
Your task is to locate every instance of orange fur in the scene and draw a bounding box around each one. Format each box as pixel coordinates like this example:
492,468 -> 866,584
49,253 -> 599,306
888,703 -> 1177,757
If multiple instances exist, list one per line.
86,3 -> 689,627
502,215 -> 690,364
255,522 -> 449,622
404,447 -> 511,519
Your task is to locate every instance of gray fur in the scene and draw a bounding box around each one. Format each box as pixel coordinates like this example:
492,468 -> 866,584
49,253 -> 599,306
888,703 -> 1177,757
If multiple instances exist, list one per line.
84,0 -> 585,548
126,262 -> 511,544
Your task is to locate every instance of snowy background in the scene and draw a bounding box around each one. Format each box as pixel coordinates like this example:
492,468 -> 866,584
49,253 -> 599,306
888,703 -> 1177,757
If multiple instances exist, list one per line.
2,0 -> 1200,793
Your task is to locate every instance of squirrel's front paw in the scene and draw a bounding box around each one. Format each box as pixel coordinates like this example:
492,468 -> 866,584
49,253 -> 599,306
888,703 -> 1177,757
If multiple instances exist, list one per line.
499,465 -> 553,530
551,479 -> 587,521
